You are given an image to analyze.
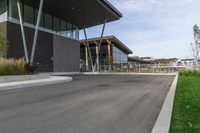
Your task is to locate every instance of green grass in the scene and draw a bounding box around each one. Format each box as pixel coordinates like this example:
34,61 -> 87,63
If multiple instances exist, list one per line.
179,70 -> 200,77
170,75 -> 200,133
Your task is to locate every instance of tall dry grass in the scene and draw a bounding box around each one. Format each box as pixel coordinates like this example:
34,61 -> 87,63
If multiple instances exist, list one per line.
0,58 -> 27,76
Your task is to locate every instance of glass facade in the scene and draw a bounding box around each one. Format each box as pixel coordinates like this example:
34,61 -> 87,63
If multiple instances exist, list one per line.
6,0 -> 79,40
24,4 -> 34,25
112,46 -> 128,64
80,44 -> 129,72
89,46 -> 97,65
80,44 -> 109,68
100,45 -> 109,65
0,0 -> 6,15
81,44 -> 128,66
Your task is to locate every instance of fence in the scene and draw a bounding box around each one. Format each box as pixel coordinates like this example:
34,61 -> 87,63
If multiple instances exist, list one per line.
80,64 -> 185,73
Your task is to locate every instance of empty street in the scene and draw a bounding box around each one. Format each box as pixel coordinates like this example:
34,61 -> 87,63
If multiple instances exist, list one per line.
0,75 -> 174,133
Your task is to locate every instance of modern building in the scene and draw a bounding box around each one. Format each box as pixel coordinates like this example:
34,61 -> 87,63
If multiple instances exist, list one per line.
128,56 -> 152,64
153,58 -> 178,66
179,59 -> 195,69
80,36 -> 133,71
129,56 -> 178,65
140,57 -> 154,62
0,0 -> 122,72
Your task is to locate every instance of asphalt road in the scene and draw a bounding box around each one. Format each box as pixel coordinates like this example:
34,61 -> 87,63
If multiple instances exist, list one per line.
0,74 -> 174,133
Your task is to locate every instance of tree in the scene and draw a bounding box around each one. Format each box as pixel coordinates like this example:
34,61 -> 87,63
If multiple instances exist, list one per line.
0,29 -> 7,58
191,24 -> 200,69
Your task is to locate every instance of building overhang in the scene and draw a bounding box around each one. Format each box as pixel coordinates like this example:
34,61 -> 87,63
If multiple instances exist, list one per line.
80,35 -> 133,55
128,57 -> 153,64
21,0 -> 122,29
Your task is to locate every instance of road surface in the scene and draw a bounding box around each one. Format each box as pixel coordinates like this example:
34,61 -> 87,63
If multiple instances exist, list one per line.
0,74 -> 174,133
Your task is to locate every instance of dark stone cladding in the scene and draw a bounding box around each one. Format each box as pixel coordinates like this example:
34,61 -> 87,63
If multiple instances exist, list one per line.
53,35 -> 80,72
5,21 -> 80,72
6,21 -> 54,72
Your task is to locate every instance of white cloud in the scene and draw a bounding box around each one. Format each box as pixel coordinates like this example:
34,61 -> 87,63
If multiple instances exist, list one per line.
107,0 -> 200,58
80,0 -> 200,59
110,0 -> 162,13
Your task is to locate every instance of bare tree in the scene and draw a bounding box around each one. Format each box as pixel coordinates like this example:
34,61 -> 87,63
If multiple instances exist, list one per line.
191,24 -> 200,69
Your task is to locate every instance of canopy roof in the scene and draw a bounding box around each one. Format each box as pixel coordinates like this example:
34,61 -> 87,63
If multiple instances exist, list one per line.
80,36 -> 133,55
21,0 -> 122,29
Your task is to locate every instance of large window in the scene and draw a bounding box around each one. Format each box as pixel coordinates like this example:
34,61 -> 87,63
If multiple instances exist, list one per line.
0,0 -> 6,15
72,25 -> 79,40
24,5 -> 34,24
44,13 -> 52,30
7,0 -> 79,40
66,23 -> 72,38
35,10 -> 45,27
8,0 -> 19,19
60,20 -> 66,36
112,46 -> 128,64
53,17 -> 59,32
100,45 -> 109,65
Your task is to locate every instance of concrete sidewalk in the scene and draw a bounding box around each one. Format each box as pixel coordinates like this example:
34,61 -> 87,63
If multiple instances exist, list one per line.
0,76 -> 72,91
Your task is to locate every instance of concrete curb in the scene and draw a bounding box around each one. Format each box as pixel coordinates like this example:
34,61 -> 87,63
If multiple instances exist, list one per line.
45,72 -> 81,76
0,74 -> 49,83
82,72 -> 177,76
0,76 -> 73,91
151,73 -> 179,133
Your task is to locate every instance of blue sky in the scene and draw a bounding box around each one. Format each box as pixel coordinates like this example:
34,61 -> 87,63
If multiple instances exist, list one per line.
80,0 -> 200,59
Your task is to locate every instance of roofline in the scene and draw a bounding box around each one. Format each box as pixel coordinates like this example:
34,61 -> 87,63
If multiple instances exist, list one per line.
154,58 -> 178,61
128,57 -> 153,64
99,0 -> 123,18
21,0 -> 122,29
181,59 -> 194,61
80,35 -> 133,54
111,36 -> 133,54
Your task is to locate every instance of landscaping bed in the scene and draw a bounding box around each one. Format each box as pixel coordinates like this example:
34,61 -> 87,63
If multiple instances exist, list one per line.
0,58 -> 27,76
170,75 -> 200,133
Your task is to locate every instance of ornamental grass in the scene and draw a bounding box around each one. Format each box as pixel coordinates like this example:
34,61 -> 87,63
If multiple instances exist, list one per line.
0,58 -> 27,76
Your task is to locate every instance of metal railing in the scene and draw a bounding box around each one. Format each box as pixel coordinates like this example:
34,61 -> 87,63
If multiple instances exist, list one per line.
80,64 -> 185,73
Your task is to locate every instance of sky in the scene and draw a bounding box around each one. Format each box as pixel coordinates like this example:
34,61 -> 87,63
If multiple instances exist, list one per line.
80,0 -> 200,59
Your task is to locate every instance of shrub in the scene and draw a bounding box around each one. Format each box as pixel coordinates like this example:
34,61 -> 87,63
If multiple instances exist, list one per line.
179,69 -> 200,77
0,58 -> 27,76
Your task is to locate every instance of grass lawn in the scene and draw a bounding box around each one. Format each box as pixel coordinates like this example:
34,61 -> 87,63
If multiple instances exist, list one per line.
170,75 -> 200,133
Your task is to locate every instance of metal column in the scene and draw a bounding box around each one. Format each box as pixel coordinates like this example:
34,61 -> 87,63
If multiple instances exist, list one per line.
85,45 -> 89,71
30,0 -> 44,65
95,45 -> 100,71
83,28 -> 94,71
17,0 -> 29,63
93,19 -> 107,72
108,44 -> 112,70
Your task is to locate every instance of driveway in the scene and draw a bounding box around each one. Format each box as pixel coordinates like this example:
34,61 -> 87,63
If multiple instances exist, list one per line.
0,74 -> 174,133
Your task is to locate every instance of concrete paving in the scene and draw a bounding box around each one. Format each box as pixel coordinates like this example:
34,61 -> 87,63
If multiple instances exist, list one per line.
0,74 -> 174,133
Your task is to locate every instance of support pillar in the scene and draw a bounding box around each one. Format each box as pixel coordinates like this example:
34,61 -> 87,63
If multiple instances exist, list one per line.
85,45 -> 89,71
108,44 -> 112,71
83,28 -> 94,72
106,39 -> 112,71
30,0 -> 44,65
93,18 -> 107,72
17,0 -> 29,63
96,45 -> 100,71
